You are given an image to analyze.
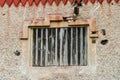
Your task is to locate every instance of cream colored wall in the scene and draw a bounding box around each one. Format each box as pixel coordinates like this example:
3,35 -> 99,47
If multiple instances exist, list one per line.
0,1 -> 120,80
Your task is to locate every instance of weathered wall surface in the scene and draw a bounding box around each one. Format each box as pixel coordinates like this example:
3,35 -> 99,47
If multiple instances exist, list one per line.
0,1 -> 120,80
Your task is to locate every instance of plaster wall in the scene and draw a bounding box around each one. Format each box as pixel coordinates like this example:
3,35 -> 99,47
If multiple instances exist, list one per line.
0,1 -> 120,80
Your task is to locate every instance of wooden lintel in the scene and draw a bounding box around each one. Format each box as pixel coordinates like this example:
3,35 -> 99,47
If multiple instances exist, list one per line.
90,34 -> 98,38
20,18 -> 97,40
30,19 -> 50,27
49,14 -> 63,22
50,22 -> 68,28
68,20 -> 89,26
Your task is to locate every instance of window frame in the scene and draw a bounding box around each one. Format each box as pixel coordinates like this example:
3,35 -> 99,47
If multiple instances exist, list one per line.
31,26 -> 88,67
20,18 -> 98,76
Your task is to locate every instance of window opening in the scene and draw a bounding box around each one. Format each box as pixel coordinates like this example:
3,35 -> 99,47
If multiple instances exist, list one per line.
32,27 -> 88,67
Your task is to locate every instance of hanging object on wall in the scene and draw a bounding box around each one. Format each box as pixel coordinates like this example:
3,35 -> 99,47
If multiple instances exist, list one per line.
28,0 -> 34,6
114,0 -> 119,3
0,0 -> 6,7
48,0 -> 54,5
74,6 -> 79,15
41,0 -> 47,5
69,0 -> 74,4
21,0 -> 27,6
84,0 -> 89,4
35,0 -> 40,6
14,50 -> 21,56
6,0 -> 13,7
55,0 -> 61,5
107,0 -> 112,3
98,0 -> 104,4
63,0 -> 68,5
14,0 -> 20,7
90,0 -> 95,4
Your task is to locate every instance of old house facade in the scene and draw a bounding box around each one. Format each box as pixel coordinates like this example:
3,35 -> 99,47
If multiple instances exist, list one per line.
0,0 -> 120,80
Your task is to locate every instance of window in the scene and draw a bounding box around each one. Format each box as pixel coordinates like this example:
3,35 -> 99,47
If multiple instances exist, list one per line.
32,27 -> 88,67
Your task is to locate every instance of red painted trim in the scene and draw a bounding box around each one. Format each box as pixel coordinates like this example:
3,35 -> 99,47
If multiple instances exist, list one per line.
69,0 -> 74,4
55,0 -> 61,5
0,0 -> 120,7
41,0 -> 47,5
48,0 -> 54,5
63,0 -> 68,5
90,0 -> 95,4
84,0 -> 89,4
21,0 -> 27,6
6,0 -> 13,7
77,0 -> 81,3
107,0 -> 112,3
14,0 -> 20,7
98,0 -> 104,4
114,0 -> 119,3
0,0 -> 6,7
35,0 -> 40,6
28,0 -> 33,6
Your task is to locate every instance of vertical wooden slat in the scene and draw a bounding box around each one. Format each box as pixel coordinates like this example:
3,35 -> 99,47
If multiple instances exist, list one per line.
31,29 -> 34,66
72,28 -> 76,65
62,29 -> 65,65
48,29 -> 50,65
76,27 -> 78,65
62,28 -> 65,65
57,29 -> 60,65
80,28 -> 83,65
55,28 -> 58,65
42,29 -> 46,66
64,28 -> 68,65
77,28 -> 80,65
40,29 -> 43,66
35,29 -> 38,65
84,28 -> 87,65
67,28 -> 70,65
60,28 -> 63,65
70,28 -> 73,65
51,29 -> 55,65
48,29 -> 52,65
50,29 -> 53,65
45,29 -> 48,66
